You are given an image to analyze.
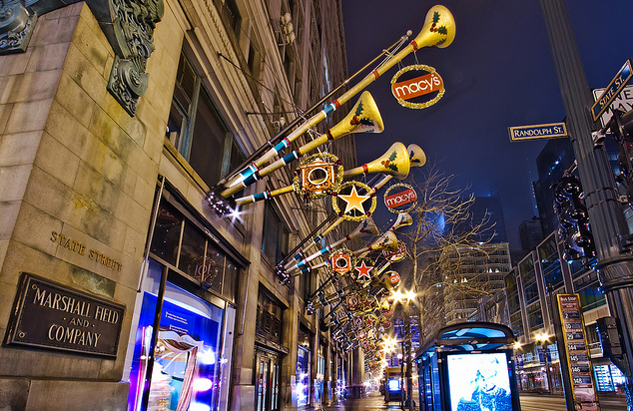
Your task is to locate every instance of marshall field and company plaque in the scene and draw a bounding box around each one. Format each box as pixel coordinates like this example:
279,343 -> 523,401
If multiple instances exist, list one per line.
4,273 -> 125,358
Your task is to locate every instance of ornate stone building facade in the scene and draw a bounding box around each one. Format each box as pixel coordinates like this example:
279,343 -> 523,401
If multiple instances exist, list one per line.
0,0 -> 355,409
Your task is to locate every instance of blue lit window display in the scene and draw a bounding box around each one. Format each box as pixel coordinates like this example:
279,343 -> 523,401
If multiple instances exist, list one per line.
296,346 -> 311,407
127,263 -> 225,411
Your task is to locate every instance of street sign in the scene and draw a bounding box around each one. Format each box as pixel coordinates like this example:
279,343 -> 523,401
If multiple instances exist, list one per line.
591,58 -> 633,122
557,294 -> 600,411
592,85 -> 633,128
508,122 -> 567,142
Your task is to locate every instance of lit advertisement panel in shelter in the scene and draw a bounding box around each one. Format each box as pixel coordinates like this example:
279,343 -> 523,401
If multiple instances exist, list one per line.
446,352 -> 514,411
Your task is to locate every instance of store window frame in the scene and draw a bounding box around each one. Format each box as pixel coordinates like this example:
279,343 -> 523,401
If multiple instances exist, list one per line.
126,258 -> 236,411
148,184 -> 249,304
261,203 -> 290,265
166,45 -> 245,188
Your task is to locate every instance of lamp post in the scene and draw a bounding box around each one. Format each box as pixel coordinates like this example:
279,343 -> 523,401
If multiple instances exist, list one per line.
535,332 -> 553,394
513,341 -> 524,391
398,351 -> 404,410
391,288 -> 416,411
539,1 -> 633,407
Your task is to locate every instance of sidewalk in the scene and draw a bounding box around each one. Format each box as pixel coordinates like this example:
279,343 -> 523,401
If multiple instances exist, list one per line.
305,392 -> 415,411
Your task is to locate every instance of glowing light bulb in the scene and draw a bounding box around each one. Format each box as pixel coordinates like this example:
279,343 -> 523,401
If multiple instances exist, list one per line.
192,378 -> 213,392
199,348 -> 216,365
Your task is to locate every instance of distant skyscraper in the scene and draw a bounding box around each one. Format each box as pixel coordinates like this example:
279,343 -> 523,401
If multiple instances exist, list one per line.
444,243 -> 512,324
467,195 -> 508,243
519,218 -> 543,251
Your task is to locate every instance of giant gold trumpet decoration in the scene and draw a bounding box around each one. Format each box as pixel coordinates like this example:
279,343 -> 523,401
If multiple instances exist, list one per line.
389,212 -> 413,231
284,218 -> 379,274
218,5 -> 455,198
289,230 -> 399,277
354,230 -> 399,257
321,144 -> 426,237
343,142 -> 410,180
221,91 -> 384,198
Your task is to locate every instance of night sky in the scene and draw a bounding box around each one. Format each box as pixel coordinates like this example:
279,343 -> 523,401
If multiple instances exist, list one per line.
341,0 -> 633,248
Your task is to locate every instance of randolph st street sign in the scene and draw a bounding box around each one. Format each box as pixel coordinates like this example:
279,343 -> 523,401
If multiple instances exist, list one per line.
508,122 -> 568,142
4,273 -> 125,357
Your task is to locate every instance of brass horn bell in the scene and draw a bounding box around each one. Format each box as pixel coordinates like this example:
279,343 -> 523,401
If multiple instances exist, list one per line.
221,92 -> 383,198
407,144 -> 427,168
344,142 -> 410,180
412,5 -> 456,50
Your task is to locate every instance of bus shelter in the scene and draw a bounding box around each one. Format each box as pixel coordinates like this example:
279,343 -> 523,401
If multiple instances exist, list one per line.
415,322 -> 521,411
384,366 -> 403,403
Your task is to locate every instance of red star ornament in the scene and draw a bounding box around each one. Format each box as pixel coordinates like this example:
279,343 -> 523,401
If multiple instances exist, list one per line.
355,260 -> 373,282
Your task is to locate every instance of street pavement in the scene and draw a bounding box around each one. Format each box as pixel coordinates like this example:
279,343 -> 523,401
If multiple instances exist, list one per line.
305,392 -> 628,410
305,392 -> 403,410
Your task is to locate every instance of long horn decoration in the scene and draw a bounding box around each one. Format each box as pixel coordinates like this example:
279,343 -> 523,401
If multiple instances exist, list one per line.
232,152 -> 343,206
288,230 -> 398,278
284,219 -> 379,273
222,92 -> 384,198
389,212 -> 413,231
343,142 -> 410,180
216,5 -> 455,198
364,143 -> 428,194
354,231 -> 399,257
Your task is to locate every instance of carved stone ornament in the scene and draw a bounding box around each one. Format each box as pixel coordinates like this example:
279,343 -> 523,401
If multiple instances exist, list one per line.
0,0 -> 37,53
105,0 -> 164,116
0,0 -> 164,117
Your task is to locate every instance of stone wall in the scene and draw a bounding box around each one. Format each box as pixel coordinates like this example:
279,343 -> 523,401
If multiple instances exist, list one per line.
0,1 -> 183,408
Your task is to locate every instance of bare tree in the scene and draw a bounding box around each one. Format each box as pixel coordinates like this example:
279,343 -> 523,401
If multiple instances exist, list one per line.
395,165 -> 500,339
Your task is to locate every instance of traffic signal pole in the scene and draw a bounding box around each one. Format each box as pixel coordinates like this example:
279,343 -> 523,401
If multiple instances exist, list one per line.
539,0 -> 633,408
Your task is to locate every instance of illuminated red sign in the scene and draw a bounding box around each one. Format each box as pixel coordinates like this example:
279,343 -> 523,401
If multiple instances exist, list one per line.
391,72 -> 443,101
382,243 -> 406,261
385,188 -> 417,209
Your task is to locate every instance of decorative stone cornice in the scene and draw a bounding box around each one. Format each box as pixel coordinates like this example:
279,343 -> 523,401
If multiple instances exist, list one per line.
0,0 -> 164,117
0,0 -> 37,53
103,0 -> 164,116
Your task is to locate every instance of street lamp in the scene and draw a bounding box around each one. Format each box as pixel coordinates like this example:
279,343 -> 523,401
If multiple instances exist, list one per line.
398,352 -> 404,409
535,332 -> 552,394
390,288 -> 416,411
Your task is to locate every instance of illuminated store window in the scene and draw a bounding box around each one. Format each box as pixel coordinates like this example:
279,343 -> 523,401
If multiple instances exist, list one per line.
296,346 -> 311,407
296,327 -> 312,407
150,197 -> 240,302
127,259 -> 231,411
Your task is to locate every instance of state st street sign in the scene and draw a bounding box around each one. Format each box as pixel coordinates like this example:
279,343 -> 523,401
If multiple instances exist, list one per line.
591,58 -> 633,122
